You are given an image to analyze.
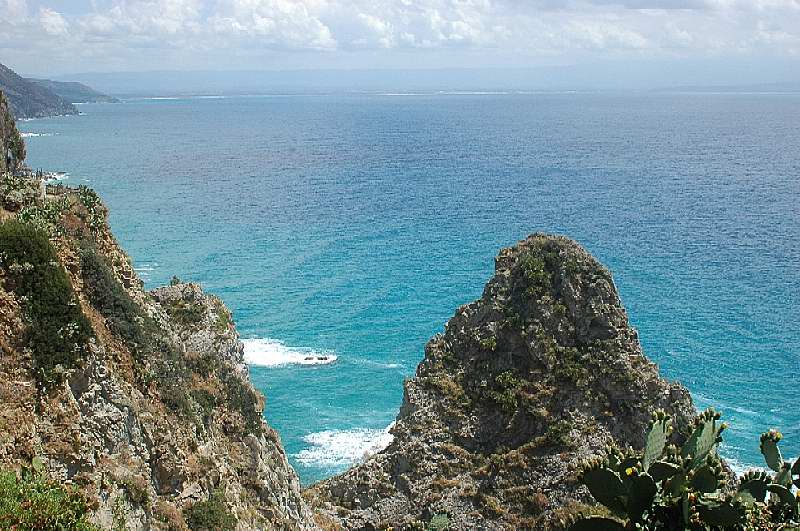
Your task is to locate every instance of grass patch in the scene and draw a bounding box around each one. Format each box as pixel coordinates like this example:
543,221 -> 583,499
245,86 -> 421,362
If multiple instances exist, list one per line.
0,468 -> 96,530
0,220 -> 93,383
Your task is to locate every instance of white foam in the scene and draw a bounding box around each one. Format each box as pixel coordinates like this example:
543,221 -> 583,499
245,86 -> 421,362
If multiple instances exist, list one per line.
242,338 -> 337,367
294,423 -> 394,468
437,90 -> 511,95
21,132 -> 53,138
43,171 -> 69,182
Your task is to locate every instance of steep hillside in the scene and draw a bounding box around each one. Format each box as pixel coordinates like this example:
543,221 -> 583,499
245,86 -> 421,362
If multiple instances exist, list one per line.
310,234 -> 695,529
0,63 -> 77,119
0,176 -> 316,529
29,79 -> 119,104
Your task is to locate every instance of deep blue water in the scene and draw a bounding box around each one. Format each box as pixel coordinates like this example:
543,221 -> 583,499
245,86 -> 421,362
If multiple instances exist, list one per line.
20,92 -> 800,484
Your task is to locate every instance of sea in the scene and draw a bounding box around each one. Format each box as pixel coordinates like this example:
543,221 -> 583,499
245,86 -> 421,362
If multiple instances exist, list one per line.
19,91 -> 800,485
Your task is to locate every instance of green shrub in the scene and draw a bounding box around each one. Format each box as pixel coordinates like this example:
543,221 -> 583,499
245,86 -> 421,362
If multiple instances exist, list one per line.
190,389 -> 217,425
79,243 -> 170,363
222,369 -> 263,436
184,490 -> 235,531
160,384 -> 194,418
541,419 -> 574,448
188,352 -> 220,378
78,242 -> 194,411
164,299 -> 205,328
80,244 -> 144,344
0,467 -> 96,530
118,475 -> 150,506
213,303 -> 232,334
487,370 -> 522,413
76,186 -> 104,232
0,221 -> 93,383
17,196 -> 69,235
519,253 -> 552,299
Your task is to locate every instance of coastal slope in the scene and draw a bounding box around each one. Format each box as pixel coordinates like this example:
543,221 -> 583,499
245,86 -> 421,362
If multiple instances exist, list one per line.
0,62 -> 78,119
310,234 -> 695,529
28,79 -> 120,104
0,172 -> 315,527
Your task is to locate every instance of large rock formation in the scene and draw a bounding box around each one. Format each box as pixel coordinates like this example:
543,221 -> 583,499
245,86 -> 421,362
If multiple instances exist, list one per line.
310,234 -> 695,529
0,178 -> 315,529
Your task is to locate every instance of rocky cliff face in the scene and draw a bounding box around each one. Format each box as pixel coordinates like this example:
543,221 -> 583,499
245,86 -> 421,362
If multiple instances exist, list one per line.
0,178 -> 315,529
0,90 -> 25,173
311,234 -> 695,529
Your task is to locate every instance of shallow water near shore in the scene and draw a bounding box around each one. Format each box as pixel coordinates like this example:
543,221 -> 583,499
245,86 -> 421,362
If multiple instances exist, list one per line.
21,92 -> 800,484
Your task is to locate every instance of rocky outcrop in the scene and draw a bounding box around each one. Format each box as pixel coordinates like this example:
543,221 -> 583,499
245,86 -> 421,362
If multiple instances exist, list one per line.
0,179 -> 315,529
311,234 -> 695,529
0,90 -> 25,173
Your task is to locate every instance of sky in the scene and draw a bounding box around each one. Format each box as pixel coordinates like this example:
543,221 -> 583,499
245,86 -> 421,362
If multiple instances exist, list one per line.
1,0 -> 799,88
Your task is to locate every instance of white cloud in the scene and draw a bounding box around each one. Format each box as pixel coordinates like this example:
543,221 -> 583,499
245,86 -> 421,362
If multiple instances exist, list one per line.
39,7 -> 69,36
1,0 -> 799,73
2,0 -> 27,20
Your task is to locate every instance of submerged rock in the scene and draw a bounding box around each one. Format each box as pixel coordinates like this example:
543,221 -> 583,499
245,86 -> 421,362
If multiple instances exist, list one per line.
310,234 -> 694,529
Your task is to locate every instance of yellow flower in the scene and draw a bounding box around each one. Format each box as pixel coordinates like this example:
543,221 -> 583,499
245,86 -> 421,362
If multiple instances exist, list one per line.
625,467 -> 635,476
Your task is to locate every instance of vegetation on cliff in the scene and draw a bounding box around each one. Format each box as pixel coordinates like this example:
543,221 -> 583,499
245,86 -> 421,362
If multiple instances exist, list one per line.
0,175 -> 313,529
0,463 -> 96,530
0,220 -> 93,384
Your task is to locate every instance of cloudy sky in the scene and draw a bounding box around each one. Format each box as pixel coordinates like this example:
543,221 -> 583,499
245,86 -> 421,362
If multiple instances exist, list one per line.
1,0 -> 798,84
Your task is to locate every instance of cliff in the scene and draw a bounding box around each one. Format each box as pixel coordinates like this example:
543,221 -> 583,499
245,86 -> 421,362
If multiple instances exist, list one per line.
0,176 -> 316,529
310,234 -> 695,529
0,63 -> 78,119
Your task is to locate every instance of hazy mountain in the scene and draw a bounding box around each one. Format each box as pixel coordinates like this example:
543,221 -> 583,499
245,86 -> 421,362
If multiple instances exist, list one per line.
0,62 -> 77,119
28,79 -> 119,104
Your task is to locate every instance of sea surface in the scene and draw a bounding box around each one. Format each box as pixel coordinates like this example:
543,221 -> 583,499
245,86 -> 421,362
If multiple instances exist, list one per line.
20,92 -> 800,485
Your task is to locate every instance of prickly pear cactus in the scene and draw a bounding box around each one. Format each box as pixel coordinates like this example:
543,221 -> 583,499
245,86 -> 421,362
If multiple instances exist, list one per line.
570,408 -> 800,530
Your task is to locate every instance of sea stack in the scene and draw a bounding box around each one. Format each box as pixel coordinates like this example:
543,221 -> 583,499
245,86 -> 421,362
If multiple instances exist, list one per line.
310,234 -> 695,529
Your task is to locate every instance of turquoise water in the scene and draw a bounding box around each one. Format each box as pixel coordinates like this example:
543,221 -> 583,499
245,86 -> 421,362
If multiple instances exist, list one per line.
20,93 -> 800,484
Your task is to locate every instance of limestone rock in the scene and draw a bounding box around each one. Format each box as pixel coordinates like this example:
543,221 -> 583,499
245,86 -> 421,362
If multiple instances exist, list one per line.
311,234 -> 695,530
